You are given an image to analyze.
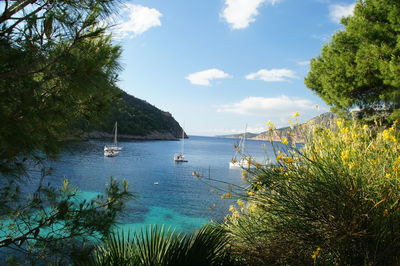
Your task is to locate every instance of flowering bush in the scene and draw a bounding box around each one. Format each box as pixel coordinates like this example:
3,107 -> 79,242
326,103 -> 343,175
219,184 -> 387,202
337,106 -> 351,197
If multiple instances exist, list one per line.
224,120 -> 400,265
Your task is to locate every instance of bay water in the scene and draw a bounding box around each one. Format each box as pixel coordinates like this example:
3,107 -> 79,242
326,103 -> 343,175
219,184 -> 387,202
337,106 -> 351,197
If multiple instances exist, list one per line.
43,136 -> 276,233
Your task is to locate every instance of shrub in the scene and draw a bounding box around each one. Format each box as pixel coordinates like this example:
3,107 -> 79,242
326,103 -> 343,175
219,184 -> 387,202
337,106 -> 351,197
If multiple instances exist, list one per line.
85,224 -> 237,266
224,121 -> 400,265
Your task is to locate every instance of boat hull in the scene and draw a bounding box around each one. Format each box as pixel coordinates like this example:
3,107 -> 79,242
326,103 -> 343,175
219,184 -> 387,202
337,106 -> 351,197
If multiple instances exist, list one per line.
104,150 -> 119,157
174,153 -> 188,162
229,159 -> 256,169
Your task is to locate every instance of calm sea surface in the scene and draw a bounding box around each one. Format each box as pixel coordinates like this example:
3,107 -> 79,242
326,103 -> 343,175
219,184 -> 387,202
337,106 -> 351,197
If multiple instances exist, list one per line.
44,136 -> 277,233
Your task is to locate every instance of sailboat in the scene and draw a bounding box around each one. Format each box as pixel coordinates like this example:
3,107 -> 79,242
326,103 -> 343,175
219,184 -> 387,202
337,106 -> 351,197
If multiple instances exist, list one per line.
104,122 -> 122,156
229,125 -> 255,169
174,127 -> 188,162
104,149 -> 119,157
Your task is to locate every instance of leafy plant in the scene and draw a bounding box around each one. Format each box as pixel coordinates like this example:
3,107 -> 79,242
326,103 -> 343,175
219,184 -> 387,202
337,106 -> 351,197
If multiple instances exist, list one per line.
305,0 -> 400,123
86,224 -> 237,266
224,120 -> 400,265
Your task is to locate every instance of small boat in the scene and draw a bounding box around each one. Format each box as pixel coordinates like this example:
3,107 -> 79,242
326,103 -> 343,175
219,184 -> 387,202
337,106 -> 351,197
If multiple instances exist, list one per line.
153,182 -> 159,185
174,126 -> 188,163
104,122 -> 123,152
230,125 -> 255,169
229,157 -> 254,169
174,153 -> 188,162
104,150 -> 119,157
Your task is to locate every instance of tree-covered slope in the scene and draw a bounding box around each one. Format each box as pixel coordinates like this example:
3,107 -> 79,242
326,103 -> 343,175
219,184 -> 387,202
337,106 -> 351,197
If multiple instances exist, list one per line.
89,89 -> 185,140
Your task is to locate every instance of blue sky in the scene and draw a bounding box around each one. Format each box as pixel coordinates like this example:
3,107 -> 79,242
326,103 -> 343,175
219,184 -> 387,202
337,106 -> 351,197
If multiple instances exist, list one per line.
109,0 -> 356,136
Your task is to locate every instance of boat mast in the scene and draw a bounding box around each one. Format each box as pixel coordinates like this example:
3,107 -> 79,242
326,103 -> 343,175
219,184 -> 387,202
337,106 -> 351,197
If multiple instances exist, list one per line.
242,124 -> 247,154
114,122 -> 118,145
181,125 -> 185,155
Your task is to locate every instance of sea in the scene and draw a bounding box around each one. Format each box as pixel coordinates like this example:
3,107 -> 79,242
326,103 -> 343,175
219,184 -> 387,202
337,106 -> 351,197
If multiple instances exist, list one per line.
31,136 -> 279,233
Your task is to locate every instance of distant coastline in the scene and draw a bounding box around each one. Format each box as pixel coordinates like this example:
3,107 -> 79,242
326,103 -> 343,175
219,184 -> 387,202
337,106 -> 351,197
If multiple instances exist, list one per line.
86,131 -> 182,140
215,112 -> 337,143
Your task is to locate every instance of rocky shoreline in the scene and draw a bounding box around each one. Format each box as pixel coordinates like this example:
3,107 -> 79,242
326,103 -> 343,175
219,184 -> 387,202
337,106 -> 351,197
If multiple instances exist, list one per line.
84,131 -> 184,140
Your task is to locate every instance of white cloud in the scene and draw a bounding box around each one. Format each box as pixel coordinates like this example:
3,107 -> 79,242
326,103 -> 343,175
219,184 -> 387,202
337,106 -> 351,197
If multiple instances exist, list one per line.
245,68 -> 296,82
329,3 -> 355,23
220,0 -> 281,30
109,4 -> 162,39
217,96 -> 318,117
186,69 -> 231,86
297,61 -> 310,66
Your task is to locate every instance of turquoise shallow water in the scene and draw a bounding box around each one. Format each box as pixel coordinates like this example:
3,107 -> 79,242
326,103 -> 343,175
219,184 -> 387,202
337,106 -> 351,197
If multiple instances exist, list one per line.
120,206 -> 210,233
32,136 -> 278,233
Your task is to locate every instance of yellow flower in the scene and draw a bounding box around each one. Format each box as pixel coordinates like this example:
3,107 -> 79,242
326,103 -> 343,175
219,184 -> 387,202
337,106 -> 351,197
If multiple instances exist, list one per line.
382,128 -> 397,143
231,211 -> 240,219
237,199 -> 245,207
394,156 -> 400,171
276,154 -> 283,161
336,119 -> 343,128
363,124 -> 369,130
229,205 -> 236,213
281,137 -> 289,145
312,247 -> 322,260
292,112 -> 300,118
384,209 -> 389,217
283,157 -> 294,164
221,192 -> 232,199
341,150 -> 350,162
266,120 -> 276,130
248,202 -> 258,212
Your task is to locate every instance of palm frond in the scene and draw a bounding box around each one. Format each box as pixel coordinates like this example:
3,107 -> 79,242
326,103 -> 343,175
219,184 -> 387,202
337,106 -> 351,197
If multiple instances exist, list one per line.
87,224 -> 237,266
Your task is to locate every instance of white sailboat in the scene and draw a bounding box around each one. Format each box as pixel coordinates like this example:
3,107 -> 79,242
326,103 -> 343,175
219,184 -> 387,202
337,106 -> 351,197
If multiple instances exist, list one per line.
229,125 -> 255,169
104,150 -> 119,157
104,122 -> 122,156
174,127 -> 188,162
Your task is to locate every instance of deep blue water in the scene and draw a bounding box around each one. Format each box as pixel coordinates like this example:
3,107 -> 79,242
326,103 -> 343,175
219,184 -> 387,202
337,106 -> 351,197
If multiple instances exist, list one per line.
43,136 -> 277,233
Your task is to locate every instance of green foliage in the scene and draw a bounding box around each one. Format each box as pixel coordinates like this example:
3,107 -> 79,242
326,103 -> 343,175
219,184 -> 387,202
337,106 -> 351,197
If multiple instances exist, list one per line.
85,224 -> 237,266
0,0 -> 121,174
90,90 -> 184,138
224,121 -> 400,265
305,0 -> 400,123
0,176 -> 132,264
0,1 -> 134,263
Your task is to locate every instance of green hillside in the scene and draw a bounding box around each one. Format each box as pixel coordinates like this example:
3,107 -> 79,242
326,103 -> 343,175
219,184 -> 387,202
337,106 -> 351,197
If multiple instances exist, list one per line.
88,89 -> 185,139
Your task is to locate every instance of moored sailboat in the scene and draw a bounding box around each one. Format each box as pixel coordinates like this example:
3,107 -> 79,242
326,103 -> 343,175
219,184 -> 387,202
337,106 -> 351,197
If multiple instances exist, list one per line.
229,125 -> 255,169
104,122 -> 122,153
174,127 -> 188,162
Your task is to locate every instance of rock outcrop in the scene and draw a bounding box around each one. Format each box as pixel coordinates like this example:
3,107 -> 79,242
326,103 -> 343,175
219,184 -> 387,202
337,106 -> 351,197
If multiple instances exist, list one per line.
250,112 -> 337,143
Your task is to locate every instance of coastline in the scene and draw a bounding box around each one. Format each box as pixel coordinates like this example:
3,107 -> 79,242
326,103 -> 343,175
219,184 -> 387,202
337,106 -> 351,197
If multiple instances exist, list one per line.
85,131 -> 182,141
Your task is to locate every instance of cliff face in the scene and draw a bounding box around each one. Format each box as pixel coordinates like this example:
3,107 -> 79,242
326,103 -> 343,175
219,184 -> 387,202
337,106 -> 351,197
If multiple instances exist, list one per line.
86,89 -> 186,140
251,112 -> 337,142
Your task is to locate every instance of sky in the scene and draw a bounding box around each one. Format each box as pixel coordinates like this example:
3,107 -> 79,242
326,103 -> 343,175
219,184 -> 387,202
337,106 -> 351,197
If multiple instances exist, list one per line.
108,0 -> 356,136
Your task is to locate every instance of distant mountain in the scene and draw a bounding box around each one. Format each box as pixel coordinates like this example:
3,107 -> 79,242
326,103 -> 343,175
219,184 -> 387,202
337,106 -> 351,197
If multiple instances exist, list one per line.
84,89 -> 186,140
216,132 -> 259,139
251,112 -> 337,142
